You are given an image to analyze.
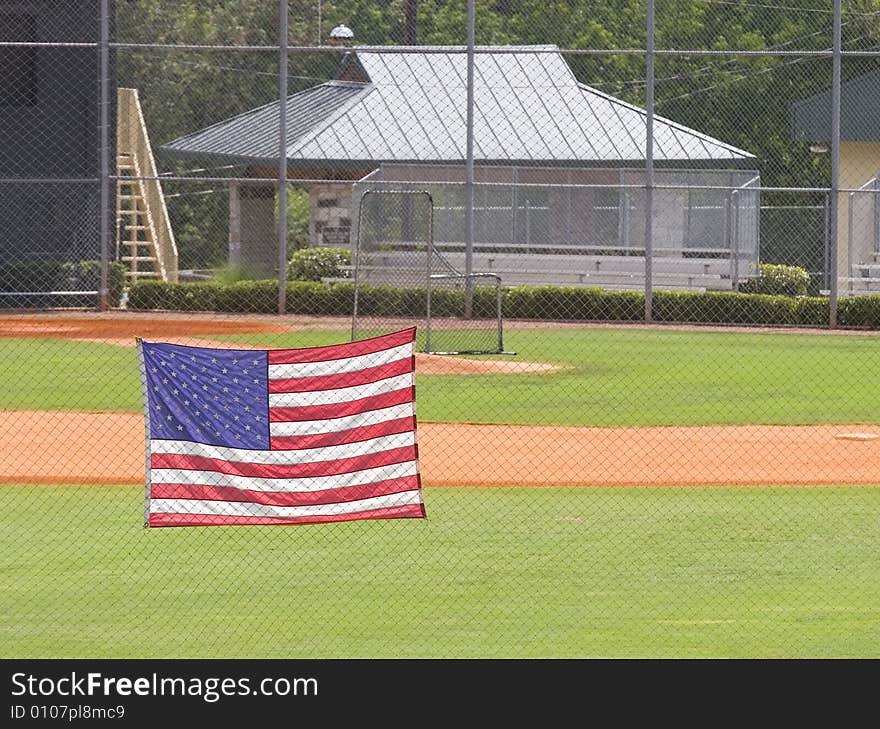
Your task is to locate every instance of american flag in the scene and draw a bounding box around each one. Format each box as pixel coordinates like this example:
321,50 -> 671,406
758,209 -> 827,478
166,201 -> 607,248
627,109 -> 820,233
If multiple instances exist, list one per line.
136,328 -> 426,527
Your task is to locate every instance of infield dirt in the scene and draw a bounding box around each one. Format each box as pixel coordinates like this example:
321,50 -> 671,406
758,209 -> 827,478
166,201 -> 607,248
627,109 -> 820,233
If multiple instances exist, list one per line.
2,313 -> 879,487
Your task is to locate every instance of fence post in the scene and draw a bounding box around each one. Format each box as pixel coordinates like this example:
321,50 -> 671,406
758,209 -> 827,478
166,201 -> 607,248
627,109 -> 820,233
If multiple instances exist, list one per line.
98,0 -> 111,311
525,199 -> 531,253
847,191 -> 854,294
873,176 -> 880,258
510,167 -> 518,245
426,194 -> 434,353
277,0 -> 289,315
829,0 -> 841,326
618,169 -> 627,250
644,0 -> 655,322
823,193 -> 830,293
731,190 -> 740,289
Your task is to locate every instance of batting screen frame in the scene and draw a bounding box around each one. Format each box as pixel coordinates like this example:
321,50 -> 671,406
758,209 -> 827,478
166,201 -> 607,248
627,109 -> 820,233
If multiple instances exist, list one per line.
351,188 -> 509,356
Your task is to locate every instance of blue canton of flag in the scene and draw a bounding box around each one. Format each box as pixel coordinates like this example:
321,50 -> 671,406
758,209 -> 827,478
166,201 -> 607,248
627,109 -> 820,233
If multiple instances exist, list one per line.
142,343 -> 270,450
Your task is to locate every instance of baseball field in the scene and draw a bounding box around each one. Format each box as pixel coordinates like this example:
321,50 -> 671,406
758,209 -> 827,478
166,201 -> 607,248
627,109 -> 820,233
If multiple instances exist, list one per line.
1,313 -> 879,657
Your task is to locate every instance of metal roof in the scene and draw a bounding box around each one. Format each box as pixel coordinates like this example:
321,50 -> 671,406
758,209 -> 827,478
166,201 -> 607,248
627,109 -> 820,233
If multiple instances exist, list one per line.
160,81 -> 366,164
160,45 -> 755,168
791,69 -> 880,143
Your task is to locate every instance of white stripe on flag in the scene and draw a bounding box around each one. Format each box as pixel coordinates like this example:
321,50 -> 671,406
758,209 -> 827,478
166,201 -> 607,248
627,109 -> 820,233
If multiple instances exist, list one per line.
150,432 -> 417,465
151,490 -> 423,519
269,403 -> 414,436
150,460 -> 420,494
268,372 -> 413,408
267,343 -> 413,380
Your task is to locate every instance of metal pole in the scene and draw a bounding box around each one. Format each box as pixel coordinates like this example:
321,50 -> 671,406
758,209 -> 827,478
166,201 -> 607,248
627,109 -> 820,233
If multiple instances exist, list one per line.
404,0 -> 418,45
277,0 -> 289,315
352,191 -> 368,343
135,339 -> 152,527
731,190 -> 740,289
426,193 -> 434,353
228,181 -> 241,267
510,167 -> 518,245
98,0 -> 111,311
829,0 -> 842,326
464,0 -> 475,319
644,0 -> 655,322
873,176 -> 880,256
496,279 -> 503,353
847,191 -> 854,294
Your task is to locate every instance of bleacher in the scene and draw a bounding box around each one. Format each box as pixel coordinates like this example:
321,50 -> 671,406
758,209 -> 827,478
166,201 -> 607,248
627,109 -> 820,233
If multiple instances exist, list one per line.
846,262 -> 880,294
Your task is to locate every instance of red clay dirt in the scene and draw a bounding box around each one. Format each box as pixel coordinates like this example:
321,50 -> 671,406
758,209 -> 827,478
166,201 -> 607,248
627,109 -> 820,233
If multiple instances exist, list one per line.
1,313 -> 879,487
1,411 -> 879,487
0,314 -> 561,374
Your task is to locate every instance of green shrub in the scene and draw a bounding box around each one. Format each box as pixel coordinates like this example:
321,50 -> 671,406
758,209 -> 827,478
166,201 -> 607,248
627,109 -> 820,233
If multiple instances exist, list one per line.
653,290 -> 802,325
502,286 -> 643,321
287,247 -> 351,282
838,295 -> 880,328
739,263 -> 811,297
73,260 -> 127,308
792,296 -> 830,327
129,279 -> 354,315
133,278 -> 880,332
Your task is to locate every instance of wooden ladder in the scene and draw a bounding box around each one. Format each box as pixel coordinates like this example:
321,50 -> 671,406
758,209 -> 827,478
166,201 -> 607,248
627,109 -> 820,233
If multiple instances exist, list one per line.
115,88 -> 178,283
116,152 -> 161,281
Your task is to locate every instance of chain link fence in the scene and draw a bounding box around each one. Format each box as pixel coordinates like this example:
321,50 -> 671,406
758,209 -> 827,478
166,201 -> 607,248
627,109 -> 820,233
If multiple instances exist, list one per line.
1,0 -> 879,659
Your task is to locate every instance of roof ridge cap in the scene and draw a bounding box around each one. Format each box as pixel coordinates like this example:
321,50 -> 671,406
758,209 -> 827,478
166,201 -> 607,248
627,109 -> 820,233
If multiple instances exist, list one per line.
352,43 -> 560,52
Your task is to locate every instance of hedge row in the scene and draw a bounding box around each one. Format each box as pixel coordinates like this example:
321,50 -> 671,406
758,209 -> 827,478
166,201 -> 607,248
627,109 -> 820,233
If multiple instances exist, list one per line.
0,260 -> 126,308
127,278 -> 880,330
127,279 -> 500,318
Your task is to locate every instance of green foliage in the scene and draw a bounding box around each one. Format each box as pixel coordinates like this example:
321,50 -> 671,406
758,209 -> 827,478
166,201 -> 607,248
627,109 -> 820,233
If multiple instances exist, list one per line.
502,285 -> 644,321
0,260 -> 126,308
128,279 -> 351,315
286,247 -> 352,282
128,274 -> 880,332
116,1 -> 865,281
652,290 -> 828,327
285,187 -> 311,250
838,295 -> 880,329
170,213 -> 229,272
130,279 -> 502,318
739,263 -> 812,297
211,261 -> 265,284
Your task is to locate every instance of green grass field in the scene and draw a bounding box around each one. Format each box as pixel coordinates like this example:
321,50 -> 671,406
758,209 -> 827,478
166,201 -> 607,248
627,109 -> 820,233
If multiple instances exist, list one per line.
2,484 -> 878,658
3,326 -> 880,425
2,323 -> 879,657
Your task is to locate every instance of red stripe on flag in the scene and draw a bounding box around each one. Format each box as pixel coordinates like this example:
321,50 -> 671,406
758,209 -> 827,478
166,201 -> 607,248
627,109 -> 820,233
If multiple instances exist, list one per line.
151,475 -> 421,507
149,503 -> 426,527
267,328 -> 415,365
269,357 -> 413,393
151,445 -> 416,480
269,387 -> 414,423
270,417 -> 417,451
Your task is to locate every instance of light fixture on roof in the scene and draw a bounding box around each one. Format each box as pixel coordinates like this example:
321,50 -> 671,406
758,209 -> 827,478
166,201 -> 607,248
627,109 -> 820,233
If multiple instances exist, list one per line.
329,24 -> 354,46
810,144 -> 829,154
